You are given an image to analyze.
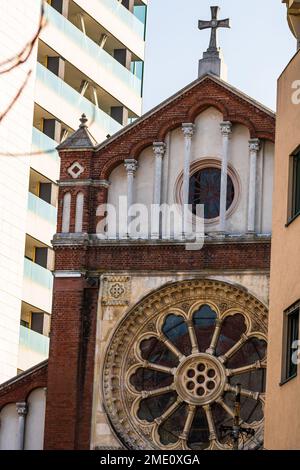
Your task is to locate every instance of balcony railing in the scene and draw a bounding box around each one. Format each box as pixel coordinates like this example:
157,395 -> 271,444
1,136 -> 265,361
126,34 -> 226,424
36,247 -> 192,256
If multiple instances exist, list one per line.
27,191 -> 57,226
101,0 -> 145,38
31,127 -> 60,163
45,3 -> 142,95
23,258 -> 53,291
36,62 -> 123,138
19,325 -> 50,356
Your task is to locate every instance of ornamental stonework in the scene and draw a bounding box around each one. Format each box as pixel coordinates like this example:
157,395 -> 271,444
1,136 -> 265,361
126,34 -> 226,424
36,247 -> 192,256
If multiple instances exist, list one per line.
102,279 -> 268,451
102,276 -> 131,306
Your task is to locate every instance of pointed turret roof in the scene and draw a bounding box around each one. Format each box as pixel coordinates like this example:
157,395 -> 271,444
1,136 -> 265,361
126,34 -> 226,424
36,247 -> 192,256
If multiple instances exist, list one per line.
57,114 -> 97,151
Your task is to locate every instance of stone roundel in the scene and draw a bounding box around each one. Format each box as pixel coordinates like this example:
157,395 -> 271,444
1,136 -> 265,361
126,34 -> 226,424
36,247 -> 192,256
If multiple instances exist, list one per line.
175,353 -> 226,406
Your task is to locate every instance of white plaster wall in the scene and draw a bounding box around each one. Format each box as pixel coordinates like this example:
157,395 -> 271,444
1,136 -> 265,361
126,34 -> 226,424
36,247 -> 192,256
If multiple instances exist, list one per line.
261,141 -> 275,234
106,107 -> 274,238
0,403 -> 19,450
24,388 -> 46,450
0,0 -> 40,383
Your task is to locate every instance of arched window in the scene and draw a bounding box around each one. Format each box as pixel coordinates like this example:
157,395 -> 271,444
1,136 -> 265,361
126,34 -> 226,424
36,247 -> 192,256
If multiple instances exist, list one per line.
75,192 -> 84,233
62,193 -> 71,233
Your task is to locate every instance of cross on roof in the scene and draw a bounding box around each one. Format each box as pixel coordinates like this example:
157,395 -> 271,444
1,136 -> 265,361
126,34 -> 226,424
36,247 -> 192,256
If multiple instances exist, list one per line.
199,6 -> 230,52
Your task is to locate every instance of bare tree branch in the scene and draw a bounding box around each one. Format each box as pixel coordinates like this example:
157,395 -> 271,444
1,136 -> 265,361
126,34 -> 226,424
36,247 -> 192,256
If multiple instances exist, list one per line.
0,70 -> 32,123
0,2 -> 46,75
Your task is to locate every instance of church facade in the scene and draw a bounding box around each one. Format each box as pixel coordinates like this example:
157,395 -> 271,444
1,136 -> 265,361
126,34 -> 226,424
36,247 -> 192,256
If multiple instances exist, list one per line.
0,71 -> 275,450
0,6 -> 277,450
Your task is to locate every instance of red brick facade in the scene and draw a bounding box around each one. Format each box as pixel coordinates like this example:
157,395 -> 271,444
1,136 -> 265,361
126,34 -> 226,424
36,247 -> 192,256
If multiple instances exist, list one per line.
44,75 -> 275,450
0,75 -> 275,450
0,361 -> 47,411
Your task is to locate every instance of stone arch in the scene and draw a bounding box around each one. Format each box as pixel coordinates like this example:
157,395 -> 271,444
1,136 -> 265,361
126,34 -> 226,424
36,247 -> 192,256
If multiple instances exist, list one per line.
102,278 -> 268,451
188,100 -> 229,123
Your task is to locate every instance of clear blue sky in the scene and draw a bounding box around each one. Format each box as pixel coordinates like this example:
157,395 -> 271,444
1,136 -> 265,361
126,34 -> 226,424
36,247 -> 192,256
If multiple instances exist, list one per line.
142,0 -> 296,112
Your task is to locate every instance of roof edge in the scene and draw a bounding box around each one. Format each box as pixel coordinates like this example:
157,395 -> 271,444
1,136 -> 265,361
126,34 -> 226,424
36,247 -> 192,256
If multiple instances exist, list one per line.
94,73 -> 275,152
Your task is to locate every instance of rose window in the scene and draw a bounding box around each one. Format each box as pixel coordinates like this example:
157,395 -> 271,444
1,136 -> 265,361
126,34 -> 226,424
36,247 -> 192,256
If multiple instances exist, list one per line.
103,280 -> 268,450
189,167 -> 235,219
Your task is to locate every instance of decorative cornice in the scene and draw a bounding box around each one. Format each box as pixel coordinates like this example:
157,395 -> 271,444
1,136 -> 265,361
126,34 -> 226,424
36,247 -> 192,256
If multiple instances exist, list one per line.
52,233 -> 271,248
58,179 -> 110,188
53,271 -> 84,278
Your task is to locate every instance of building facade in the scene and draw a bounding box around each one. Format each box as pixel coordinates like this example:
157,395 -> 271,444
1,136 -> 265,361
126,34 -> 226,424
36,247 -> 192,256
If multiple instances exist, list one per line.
0,67 -> 276,448
0,0 -> 147,383
264,0 -> 300,450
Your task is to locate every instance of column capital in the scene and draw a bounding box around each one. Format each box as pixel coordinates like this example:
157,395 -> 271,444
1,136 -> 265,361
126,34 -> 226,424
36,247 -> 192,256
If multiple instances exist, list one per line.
182,123 -> 195,138
220,121 -> 232,136
153,142 -> 166,158
124,158 -> 138,175
249,138 -> 261,153
16,402 -> 28,417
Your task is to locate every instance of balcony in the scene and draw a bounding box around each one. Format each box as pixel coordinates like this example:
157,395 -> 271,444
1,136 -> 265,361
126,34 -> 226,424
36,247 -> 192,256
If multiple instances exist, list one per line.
19,325 -> 49,356
22,258 -> 53,314
41,3 -> 142,116
18,325 -> 49,371
35,63 -> 123,144
31,128 -> 60,183
28,191 -> 57,224
73,0 -> 145,60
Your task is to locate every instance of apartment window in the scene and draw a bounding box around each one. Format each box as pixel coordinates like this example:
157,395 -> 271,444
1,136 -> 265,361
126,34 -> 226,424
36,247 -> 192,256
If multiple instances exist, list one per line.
282,302 -> 299,382
291,150 -> 300,219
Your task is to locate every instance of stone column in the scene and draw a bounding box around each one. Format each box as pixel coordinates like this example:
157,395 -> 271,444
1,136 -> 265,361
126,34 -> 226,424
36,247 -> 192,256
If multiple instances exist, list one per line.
16,402 -> 28,450
182,123 -> 195,236
247,139 -> 260,233
151,142 -> 166,239
219,121 -> 232,233
124,159 -> 138,237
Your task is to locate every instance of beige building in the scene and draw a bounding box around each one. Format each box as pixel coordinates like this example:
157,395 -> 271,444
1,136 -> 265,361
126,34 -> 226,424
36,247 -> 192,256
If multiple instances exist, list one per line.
0,0 -> 147,383
264,0 -> 300,450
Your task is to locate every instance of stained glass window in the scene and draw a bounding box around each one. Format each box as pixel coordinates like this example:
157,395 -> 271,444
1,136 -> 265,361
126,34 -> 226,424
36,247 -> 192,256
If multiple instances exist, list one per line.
189,167 -> 235,219
129,310 -> 266,450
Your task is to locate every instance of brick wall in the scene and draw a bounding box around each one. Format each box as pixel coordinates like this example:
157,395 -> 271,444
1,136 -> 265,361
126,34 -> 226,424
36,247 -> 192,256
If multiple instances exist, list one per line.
43,75 -> 275,449
44,277 -> 98,450
0,361 -> 47,411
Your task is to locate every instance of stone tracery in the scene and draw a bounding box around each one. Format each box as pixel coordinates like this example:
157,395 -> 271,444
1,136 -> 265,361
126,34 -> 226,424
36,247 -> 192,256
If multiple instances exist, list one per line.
103,279 -> 267,450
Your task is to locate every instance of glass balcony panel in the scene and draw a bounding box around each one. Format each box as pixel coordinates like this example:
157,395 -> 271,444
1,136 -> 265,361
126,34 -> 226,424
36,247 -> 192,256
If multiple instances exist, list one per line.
45,3 -> 142,95
27,191 -> 57,226
19,325 -> 50,356
36,63 -> 123,137
31,127 -> 60,163
23,258 -> 53,291
101,0 -> 145,37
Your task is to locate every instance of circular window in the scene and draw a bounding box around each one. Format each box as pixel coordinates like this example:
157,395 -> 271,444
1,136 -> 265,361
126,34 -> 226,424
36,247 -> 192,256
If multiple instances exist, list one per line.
189,168 -> 235,220
175,159 -> 240,224
103,280 -> 267,450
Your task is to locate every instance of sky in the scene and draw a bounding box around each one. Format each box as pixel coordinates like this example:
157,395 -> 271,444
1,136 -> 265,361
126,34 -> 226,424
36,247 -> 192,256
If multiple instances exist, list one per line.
142,0 -> 296,113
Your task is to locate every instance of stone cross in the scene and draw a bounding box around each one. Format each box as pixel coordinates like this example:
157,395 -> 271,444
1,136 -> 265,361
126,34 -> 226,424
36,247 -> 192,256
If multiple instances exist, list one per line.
198,6 -> 230,52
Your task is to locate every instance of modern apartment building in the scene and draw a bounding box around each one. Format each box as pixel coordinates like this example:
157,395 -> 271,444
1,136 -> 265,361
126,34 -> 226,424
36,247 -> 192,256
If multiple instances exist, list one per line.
264,0 -> 300,449
0,0 -> 147,383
